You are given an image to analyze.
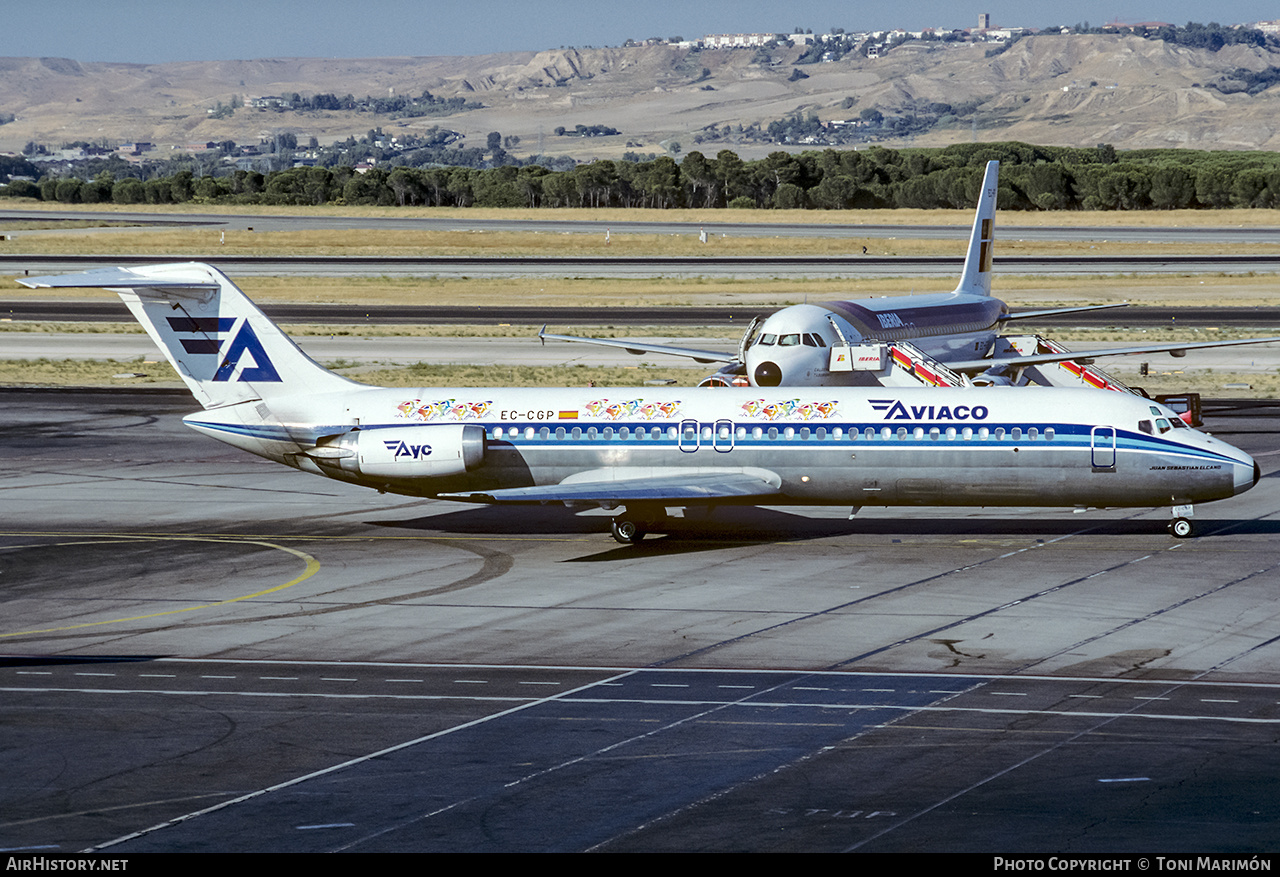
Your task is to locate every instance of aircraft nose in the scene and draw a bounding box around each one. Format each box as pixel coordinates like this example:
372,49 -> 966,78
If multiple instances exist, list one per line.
753,361 -> 782,387
1235,456 -> 1261,496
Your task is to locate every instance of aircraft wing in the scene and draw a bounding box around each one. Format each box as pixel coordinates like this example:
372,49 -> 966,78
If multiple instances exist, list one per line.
440,468 -> 781,506
1000,303 -> 1129,322
947,336 -> 1280,375
539,329 -> 737,364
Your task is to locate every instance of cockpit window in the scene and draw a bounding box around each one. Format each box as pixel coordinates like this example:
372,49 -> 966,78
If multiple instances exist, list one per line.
779,334 -> 801,346
756,334 -> 777,346
1170,417 -> 1188,429
1139,420 -> 1153,434
802,333 -> 826,347
1155,418 -> 1172,434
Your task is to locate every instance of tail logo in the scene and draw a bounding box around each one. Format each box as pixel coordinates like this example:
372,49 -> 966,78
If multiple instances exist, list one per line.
167,317 -> 282,383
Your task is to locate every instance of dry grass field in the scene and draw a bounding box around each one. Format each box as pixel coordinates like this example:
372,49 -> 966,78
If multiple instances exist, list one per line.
2,207 -> 1278,394
7,271 -> 1279,310
9,199 -> 1280,228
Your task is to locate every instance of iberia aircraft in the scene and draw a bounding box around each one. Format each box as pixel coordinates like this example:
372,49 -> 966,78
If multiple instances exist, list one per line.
542,160 -> 1280,389
19,263 -> 1259,543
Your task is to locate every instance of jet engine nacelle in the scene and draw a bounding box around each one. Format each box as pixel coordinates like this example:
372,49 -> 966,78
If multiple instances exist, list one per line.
325,424 -> 485,479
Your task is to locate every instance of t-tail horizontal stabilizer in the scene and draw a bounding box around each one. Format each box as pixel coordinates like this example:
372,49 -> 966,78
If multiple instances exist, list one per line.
19,262 -> 357,409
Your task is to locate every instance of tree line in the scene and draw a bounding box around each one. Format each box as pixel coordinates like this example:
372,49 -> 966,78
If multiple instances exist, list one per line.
11,141 -> 1280,210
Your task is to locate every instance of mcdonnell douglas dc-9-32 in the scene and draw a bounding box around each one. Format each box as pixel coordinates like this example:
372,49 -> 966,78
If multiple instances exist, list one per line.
542,160 -> 1280,393
19,262 -> 1259,543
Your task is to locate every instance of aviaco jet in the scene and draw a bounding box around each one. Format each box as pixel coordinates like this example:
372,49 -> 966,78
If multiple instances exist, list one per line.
541,160 -> 1280,391
19,263 -> 1259,543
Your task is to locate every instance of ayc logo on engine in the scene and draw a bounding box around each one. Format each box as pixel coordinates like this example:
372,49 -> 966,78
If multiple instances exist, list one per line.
384,440 -> 433,460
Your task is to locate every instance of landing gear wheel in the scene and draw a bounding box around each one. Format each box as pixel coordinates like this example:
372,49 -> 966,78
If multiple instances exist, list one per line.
611,517 -> 647,545
1170,517 -> 1194,539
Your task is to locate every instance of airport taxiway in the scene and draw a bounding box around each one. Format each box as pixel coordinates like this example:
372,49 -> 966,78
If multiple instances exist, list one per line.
3,389 -> 1280,852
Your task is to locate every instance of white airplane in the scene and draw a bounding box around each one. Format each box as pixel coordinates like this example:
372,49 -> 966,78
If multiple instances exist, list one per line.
542,160 -> 1280,390
19,262 -> 1259,543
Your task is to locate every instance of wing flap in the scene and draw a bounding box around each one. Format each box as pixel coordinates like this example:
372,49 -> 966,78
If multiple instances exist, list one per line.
440,468 -> 782,505
539,330 -> 736,364
1000,303 -> 1129,322
949,336 -> 1280,375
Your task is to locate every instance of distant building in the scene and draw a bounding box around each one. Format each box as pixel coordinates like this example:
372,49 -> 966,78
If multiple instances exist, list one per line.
701,33 -> 776,49
978,13 -> 991,29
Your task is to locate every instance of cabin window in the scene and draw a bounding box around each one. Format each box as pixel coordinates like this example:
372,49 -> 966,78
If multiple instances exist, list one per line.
1045,428 -> 1055,440
752,427 -> 763,439
718,425 -> 731,440
587,427 -> 598,439
525,427 -> 535,440
994,428 -> 1005,440
768,427 -> 779,440
962,427 -> 972,440
913,427 -> 924,440
555,427 -> 566,439
1011,428 -> 1022,441
571,427 -> 582,439
617,427 -> 627,438
784,427 -> 795,439
1028,427 -> 1038,440
896,427 -> 907,440
816,427 -> 827,439
736,427 -> 746,439
539,427 -> 550,439
880,427 -> 891,440
656,427 -> 667,439
832,427 -> 843,439
946,427 -> 957,440
667,427 -> 678,440
978,427 -> 990,440
799,427 -> 810,439
929,427 -> 941,440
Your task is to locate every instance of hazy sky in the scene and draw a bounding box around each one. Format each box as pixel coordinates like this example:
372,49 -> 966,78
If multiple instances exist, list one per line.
15,1 -> 1280,63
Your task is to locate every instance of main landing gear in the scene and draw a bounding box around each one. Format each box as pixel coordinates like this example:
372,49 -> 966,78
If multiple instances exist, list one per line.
610,516 -> 647,544
610,506 -> 668,545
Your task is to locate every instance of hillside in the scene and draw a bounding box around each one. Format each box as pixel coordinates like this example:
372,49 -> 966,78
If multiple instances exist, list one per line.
2,34 -> 1280,159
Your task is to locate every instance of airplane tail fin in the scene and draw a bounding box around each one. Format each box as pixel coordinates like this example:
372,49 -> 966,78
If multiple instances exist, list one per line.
19,262 -> 358,409
953,160 -> 998,297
